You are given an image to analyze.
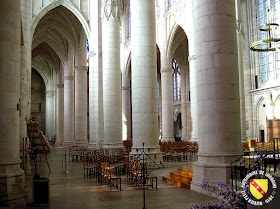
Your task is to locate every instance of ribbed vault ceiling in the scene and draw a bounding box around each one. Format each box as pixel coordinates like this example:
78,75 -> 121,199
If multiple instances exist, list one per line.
32,6 -> 84,74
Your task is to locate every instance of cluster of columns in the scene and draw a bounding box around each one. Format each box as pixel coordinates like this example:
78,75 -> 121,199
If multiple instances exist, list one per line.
62,45 -> 88,148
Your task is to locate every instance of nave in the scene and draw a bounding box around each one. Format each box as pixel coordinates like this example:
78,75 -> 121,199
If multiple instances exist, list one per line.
26,148 -> 217,209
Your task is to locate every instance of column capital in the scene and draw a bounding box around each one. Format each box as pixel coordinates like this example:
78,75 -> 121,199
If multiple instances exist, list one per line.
161,68 -> 172,74
102,0 -> 123,21
188,55 -> 196,62
75,66 -> 88,72
56,84 -> 64,88
64,76 -> 75,80
122,86 -> 131,90
46,90 -> 56,98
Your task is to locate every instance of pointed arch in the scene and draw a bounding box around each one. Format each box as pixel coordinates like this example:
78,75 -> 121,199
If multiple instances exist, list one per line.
30,0 -> 90,40
166,23 -> 189,60
31,63 -> 48,86
274,94 -> 280,118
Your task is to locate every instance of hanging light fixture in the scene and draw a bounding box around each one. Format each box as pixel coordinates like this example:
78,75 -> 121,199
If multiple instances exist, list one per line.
250,9 -> 280,52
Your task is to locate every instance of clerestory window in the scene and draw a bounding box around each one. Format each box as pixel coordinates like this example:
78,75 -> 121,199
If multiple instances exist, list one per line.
257,0 -> 280,83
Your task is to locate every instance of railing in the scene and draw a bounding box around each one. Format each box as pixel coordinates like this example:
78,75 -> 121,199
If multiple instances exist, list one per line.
230,150 -> 280,190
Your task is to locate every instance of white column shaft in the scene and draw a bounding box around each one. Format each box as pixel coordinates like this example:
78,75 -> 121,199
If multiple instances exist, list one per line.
102,6 -> 122,147
75,66 -> 88,147
64,48 -> 75,148
180,67 -> 189,141
189,55 -> 198,141
0,0 -> 27,207
45,90 -> 55,136
191,0 -> 242,192
122,85 -> 132,140
88,0 -> 104,148
161,58 -> 174,142
131,0 -> 160,155
56,83 -> 64,147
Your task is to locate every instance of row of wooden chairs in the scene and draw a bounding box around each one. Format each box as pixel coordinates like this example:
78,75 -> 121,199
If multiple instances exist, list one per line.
243,142 -> 280,152
160,141 -> 198,162
126,161 -> 157,190
96,162 -> 122,191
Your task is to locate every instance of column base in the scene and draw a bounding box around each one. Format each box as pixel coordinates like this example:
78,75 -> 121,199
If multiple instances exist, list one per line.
88,141 -> 103,149
0,168 -> 27,208
161,137 -> 175,142
191,137 -> 198,142
63,141 -> 75,148
103,142 -> 123,148
191,153 -> 242,194
55,140 -> 63,147
181,137 -> 190,142
75,140 -> 89,148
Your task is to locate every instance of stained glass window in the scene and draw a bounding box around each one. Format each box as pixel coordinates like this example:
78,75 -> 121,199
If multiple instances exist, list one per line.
172,60 -> 181,101
86,39 -> 89,66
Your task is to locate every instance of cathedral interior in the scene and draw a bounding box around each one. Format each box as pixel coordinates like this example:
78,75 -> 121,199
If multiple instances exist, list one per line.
0,0 -> 280,208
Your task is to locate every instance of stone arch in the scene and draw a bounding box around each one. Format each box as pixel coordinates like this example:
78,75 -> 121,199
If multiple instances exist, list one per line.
274,94 -> 280,118
256,97 -> 266,142
30,0 -> 90,40
173,107 -> 181,122
166,23 -> 189,60
32,63 -> 49,86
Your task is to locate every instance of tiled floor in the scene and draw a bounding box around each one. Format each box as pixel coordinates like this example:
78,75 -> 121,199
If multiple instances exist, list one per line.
26,148 -> 218,209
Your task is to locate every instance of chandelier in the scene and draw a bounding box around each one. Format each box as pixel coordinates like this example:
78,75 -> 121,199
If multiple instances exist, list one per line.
250,9 -> 280,52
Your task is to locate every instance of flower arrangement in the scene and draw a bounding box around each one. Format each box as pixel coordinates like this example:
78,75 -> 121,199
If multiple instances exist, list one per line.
188,182 -> 251,209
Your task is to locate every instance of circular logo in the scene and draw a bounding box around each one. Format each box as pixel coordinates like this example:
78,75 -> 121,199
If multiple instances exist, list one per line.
241,170 -> 277,206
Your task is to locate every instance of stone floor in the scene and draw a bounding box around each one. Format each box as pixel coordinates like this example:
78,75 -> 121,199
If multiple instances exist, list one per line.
26,148 -> 218,209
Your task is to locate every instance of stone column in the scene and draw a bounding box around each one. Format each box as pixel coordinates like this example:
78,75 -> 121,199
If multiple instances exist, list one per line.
20,45 -> 28,141
239,1 -> 254,140
63,47 -> 75,148
75,66 -> 88,147
191,0 -> 242,192
102,0 -> 123,147
0,0 -> 27,207
188,54 -> 198,141
131,0 -> 161,159
88,0 -> 104,148
236,1 -> 247,142
161,57 -> 174,142
55,67 -> 64,147
45,89 -> 55,136
122,84 -> 132,141
180,65 -> 189,141
56,84 -> 64,147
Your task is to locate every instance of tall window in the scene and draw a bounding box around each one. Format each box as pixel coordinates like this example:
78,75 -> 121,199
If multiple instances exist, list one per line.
257,0 -> 280,82
167,0 -> 177,10
127,1 -> 131,40
258,0 -> 269,82
275,0 -> 280,78
86,39 -> 89,66
156,0 -> 160,19
172,60 -> 181,101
